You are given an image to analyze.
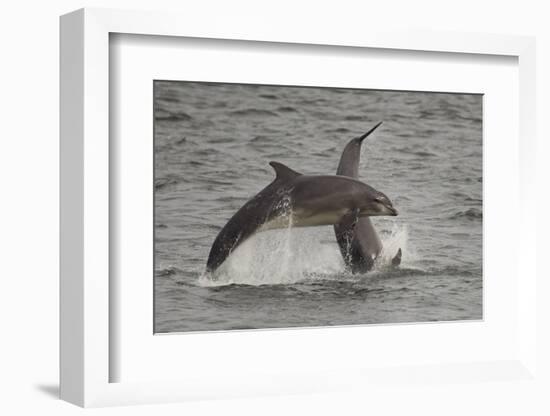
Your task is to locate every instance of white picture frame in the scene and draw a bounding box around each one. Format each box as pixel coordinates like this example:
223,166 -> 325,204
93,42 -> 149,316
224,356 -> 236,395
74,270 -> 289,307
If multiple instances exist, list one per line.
60,7 -> 537,408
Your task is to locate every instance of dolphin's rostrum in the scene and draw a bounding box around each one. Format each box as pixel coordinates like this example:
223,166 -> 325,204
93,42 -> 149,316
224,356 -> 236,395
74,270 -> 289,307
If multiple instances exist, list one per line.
206,161 -> 398,274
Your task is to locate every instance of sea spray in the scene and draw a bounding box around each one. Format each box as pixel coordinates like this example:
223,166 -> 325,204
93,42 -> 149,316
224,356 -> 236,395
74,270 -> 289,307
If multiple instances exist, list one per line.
199,220 -> 414,286
199,230 -> 343,286
374,222 -> 417,270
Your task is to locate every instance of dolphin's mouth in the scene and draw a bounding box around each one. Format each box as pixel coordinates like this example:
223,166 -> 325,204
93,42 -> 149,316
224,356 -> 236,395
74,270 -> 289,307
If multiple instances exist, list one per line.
373,204 -> 398,216
388,206 -> 399,216
359,205 -> 398,217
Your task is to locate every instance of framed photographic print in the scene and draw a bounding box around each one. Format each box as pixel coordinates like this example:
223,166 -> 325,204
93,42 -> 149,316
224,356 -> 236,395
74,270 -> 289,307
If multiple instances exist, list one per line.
152,80 -> 482,334
60,8 -> 538,408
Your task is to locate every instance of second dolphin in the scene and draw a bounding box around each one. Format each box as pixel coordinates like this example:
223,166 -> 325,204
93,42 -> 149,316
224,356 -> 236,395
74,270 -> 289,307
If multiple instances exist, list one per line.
334,122 -> 402,273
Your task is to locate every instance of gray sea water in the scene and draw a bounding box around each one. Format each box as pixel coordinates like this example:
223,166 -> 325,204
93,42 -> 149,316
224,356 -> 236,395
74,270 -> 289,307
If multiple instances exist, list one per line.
154,81 -> 482,333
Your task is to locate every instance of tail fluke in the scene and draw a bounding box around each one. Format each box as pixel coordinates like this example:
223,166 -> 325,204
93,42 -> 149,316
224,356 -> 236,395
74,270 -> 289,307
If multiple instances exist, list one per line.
357,121 -> 383,143
391,248 -> 402,267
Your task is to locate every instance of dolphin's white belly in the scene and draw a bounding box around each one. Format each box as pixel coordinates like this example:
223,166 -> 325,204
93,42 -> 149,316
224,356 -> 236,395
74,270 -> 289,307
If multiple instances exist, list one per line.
292,210 -> 345,227
260,208 -> 346,231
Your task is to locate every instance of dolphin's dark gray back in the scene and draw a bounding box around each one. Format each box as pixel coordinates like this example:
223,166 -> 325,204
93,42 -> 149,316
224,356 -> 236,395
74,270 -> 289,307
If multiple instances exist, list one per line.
334,122 -> 383,273
206,162 -> 300,273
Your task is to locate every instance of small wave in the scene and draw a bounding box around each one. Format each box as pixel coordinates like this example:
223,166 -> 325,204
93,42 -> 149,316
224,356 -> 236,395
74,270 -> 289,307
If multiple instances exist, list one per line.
366,267 -> 428,280
326,127 -> 351,134
249,135 -> 273,143
155,176 -> 179,190
397,147 -> 438,157
414,151 -> 437,157
156,265 -> 183,277
434,265 -> 479,278
230,109 -> 279,117
209,137 -> 235,144
450,208 -> 482,220
158,96 -> 180,104
173,136 -> 187,145
259,94 -> 278,100
155,109 -> 193,121
344,115 -> 369,121
276,106 -> 298,113
418,110 -> 435,120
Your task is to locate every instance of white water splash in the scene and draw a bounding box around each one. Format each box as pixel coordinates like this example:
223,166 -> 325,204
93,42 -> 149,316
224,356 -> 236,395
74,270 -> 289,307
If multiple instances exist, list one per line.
375,223 -> 416,269
199,228 -> 343,286
198,220 -> 414,286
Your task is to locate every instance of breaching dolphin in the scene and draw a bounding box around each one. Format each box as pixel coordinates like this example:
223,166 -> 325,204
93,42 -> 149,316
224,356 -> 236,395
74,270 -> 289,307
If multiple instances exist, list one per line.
206,161 -> 398,273
334,122 -> 402,273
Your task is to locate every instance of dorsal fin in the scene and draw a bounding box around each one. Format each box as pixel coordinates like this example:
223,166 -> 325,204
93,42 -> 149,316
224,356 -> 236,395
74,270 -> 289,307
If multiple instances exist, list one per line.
269,161 -> 302,181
